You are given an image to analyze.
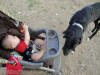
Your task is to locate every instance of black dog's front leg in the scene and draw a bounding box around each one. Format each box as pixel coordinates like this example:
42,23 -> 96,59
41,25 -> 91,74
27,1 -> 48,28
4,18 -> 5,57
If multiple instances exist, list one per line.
89,18 -> 100,39
89,28 -> 99,39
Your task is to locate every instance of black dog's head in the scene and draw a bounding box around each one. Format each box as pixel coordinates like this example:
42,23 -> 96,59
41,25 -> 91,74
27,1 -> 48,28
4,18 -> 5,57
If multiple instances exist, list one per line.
63,25 -> 83,56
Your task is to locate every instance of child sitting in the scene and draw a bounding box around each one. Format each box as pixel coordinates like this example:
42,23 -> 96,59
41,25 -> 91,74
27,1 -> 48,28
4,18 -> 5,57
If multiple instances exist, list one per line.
1,24 -> 46,62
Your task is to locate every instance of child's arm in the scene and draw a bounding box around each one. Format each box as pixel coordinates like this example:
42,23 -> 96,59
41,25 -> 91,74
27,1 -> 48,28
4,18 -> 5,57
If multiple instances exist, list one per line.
16,24 -> 30,53
31,40 -> 46,61
23,24 -> 30,45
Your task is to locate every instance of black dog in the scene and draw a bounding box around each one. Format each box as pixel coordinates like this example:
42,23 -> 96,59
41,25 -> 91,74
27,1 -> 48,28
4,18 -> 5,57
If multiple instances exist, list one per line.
63,2 -> 100,56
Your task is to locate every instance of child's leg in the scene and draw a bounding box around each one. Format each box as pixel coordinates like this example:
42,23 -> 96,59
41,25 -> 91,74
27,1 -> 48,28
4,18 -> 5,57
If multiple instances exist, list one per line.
31,39 -> 46,61
31,51 -> 44,61
34,39 -> 44,45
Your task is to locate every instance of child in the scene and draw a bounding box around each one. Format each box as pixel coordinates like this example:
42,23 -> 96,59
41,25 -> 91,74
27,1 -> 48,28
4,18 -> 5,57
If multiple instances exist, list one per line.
1,24 -> 46,61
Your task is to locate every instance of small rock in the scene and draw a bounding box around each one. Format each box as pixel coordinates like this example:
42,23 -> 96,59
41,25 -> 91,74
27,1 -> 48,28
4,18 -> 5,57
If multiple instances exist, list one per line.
56,13 -> 59,16
18,11 -> 21,14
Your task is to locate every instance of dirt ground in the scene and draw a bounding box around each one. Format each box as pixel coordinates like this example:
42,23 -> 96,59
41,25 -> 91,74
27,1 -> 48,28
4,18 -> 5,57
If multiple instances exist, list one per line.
0,0 -> 100,75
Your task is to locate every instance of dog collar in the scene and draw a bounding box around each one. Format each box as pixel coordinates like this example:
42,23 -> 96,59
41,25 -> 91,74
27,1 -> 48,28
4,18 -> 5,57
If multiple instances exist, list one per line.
72,22 -> 83,30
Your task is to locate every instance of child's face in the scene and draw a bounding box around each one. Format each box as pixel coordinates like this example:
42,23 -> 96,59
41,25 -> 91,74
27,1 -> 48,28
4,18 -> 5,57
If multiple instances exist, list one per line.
2,35 -> 20,49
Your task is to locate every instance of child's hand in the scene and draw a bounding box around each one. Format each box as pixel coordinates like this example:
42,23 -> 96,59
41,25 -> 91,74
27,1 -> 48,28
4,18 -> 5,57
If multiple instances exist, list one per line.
23,24 -> 28,31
